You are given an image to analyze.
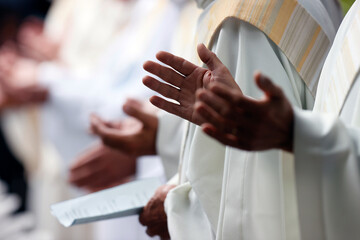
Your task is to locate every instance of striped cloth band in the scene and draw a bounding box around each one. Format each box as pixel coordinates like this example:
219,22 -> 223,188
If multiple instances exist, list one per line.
195,0 -> 331,96
315,6 -> 360,114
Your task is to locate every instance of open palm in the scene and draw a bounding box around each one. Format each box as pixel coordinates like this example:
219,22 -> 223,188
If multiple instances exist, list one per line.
143,43 -> 240,126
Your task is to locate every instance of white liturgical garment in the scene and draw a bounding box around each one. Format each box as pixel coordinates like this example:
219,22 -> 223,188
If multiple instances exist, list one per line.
38,0 -> 185,168
161,0 -> 342,239
294,1 -> 360,239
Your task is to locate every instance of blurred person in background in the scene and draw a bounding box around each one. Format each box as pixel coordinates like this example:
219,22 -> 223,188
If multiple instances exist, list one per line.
0,72 -> 48,214
0,0 -> 135,239
0,0 -> 50,216
0,0 -> 201,239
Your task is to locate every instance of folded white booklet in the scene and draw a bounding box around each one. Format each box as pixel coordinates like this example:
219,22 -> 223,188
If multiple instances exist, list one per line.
51,178 -> 162,227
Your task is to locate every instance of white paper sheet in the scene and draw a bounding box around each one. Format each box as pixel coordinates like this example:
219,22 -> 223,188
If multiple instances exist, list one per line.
51,178 -> 162,227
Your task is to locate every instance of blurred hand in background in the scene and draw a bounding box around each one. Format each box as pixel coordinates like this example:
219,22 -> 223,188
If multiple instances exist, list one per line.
69,143 -> 136,193
90,98 -> 159,157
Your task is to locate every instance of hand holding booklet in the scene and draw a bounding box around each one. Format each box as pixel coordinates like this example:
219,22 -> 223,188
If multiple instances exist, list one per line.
51,178 -> 162,227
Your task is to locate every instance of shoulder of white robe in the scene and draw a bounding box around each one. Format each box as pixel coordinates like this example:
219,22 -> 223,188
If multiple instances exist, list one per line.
195,0 -> 335,96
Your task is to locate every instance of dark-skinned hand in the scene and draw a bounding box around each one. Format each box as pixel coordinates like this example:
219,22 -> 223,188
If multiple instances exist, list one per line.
139,184 -> 176,240
195,72 -> 294,152
90,98 -> 158,156
69,143 -> 136,192
143,43 -> 240,126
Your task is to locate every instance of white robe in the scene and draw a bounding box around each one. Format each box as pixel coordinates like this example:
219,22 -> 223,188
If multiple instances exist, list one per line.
37,0 -> 183,170
3,0 -> 194,239
36,1 -> 198,239
161,0 -> 341,239
294,1 -> 360,239
46,0 -> 135,73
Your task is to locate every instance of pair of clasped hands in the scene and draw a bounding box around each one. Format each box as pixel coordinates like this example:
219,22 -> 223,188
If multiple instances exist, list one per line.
73,43 -> 294,239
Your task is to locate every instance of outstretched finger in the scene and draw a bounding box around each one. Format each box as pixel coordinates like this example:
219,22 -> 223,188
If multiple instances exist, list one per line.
254,72 -> 284,99
90,114 -> 119,129
143,61 -> 184,87
90,114 -> 107,133
206,82 -> 239,102
208,82 -> 259,111
149,96 -> 186,120
194,101 -> 234,133
123,99 -> 156,128
143,75 -> 180,102
156,51 -> 198,76
91,118 -> 127,149
196,89 -> 231,116
201,123 -> 239,146
197,43 -> 224,71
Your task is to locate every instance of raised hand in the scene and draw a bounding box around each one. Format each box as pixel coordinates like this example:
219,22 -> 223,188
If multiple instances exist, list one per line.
69,144 -> 136,192
139,184 -> 176,240
90,98 -> 158,156
195,73 -> 294,152
143,43 -> 240,126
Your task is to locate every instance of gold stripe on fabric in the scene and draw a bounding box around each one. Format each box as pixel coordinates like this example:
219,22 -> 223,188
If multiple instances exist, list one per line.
270,1 -> 297,43
196,0 -> 330,96
262,0 -> 282,32
257,0 -> 271,23
249,0 -> 261,19
251,0 -> 264,22
297,26 -> 321,72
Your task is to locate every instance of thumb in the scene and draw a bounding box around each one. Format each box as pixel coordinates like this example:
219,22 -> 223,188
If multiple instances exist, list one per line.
197,43 -> 223,71
123,99 -> 156,127
254,72 -> 283,99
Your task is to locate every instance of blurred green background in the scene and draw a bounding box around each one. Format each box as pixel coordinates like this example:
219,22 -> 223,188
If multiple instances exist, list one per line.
340,0 -> 356,14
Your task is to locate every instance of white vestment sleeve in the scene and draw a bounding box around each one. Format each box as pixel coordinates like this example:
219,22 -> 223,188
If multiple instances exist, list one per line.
294,107 -> 360,240
167,174 -> 179,186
